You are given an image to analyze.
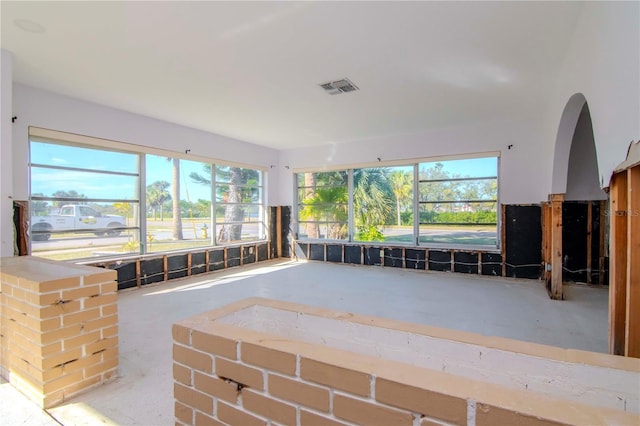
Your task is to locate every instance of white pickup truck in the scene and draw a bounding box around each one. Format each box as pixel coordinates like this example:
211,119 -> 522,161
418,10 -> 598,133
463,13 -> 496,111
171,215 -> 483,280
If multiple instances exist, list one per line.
31,204 -> 126,241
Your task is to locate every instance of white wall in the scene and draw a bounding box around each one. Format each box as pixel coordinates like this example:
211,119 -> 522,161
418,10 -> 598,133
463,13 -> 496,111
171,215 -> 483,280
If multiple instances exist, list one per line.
1,50 -> 14,256
279,114 -> 550,206
547,1 -> 640,189
10,84 -> 280,202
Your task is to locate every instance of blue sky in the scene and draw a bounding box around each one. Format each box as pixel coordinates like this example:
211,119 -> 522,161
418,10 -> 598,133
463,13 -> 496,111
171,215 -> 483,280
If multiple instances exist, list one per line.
31,141 -> 497,202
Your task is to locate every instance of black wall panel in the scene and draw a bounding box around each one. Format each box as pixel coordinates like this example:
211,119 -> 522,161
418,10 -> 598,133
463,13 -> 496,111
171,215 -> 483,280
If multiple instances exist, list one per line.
505,205 -> 542,279
326,245 -> 343,263
383,248 -> 403,268
191,252 -> 206,275
227,247 -> 241,268
257,243 -> 268,262
209,249 -> 224,270
481,253 -> 503,276
309,244 -> 325,261
454,252 -> 478,274
429,250 -> 451,272
364,247 -> 381,266
243,246 -> 256,265
167,254 -> 188,280
140,258 -> 164,285
344,246 -> 362,265
113,262 -> 137,290
405,249 -> 426,270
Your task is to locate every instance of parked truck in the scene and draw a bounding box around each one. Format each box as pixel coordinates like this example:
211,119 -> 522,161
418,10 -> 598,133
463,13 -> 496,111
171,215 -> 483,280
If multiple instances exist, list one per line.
31,204 -> 126,241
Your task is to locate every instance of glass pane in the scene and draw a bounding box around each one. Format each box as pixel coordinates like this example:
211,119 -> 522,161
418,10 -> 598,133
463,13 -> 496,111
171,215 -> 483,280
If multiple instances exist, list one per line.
30,140 -> 138,173
31,167 -> 138,200
419,224 -> 497,246
353,167 -> 413,243
297,222 -> 348,240
146,156 -> 214,253
30,201 -> 141,260
419,157 -> 497,180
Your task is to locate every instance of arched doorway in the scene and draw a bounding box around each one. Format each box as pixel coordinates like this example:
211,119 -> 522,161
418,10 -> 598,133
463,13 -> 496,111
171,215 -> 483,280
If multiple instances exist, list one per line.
546,94 -> 607,299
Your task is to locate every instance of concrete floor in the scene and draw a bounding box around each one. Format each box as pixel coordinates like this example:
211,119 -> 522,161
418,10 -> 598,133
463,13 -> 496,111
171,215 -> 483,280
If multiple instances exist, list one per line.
2,259 -> 609,425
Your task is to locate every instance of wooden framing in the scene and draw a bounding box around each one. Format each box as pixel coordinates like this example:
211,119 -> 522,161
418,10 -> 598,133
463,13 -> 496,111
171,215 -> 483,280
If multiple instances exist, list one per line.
550,194 -> 564,300
586,202 -> 593,284
541,201 -> 552,290
625,166 -> 640,357
599,200 -> 606,285
609,165 -> 640,357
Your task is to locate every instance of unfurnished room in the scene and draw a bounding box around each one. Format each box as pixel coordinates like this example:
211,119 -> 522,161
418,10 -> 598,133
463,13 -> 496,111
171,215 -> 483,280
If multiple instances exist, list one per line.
0,1 -> 639,425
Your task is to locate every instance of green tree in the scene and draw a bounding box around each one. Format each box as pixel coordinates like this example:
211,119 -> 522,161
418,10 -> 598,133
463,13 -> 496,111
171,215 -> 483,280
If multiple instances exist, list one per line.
389,170 -> 412,226
353,168 -> 393,241
299,185 -> 348,239
30,193 -> 49,216
51,190 -> 87,207
146,180 -> 171,221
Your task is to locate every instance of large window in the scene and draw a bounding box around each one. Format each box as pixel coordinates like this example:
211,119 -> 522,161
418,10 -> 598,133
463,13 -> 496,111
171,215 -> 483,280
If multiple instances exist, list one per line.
295,155 -> 498,248
29,131 -> 266,261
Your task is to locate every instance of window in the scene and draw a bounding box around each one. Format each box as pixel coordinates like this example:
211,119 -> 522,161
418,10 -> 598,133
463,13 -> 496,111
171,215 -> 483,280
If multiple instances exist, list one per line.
295,155 -> 498,248
214,165 -> 265,243
30,140 -> 140,259
29,131 -> 266,261
418,157 -> 498,247
296,171 -> 348,240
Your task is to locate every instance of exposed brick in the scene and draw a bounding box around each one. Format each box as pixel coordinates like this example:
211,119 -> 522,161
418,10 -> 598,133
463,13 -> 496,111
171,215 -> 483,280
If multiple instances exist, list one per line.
241,343 -> 296,375
300,358 -> 370,397
101,303 -> 117,317
375,378 -> 468,425
333,394 -> 414,426
174,344 -> 213,374
62,308 -> 100,327
84,293 -> 117,309
195,411 -> 225,426
39,317 -> 61,333
100,281 -> 118,294
37,292 -> 63,307
39,300 -> 82,319
101,325 -> 118,338
300,409 -> 349,426
84,356 -> 118,379
241,389 -> 297,426
39,277 -> 81,293
172,324 -> 191,346
217,400 -> 267,426
174,383 -> 213,415
475,403 -> 566,426
83,272 -> 117,285
64,330 -> 101,350
42,371 -> 84,394
42,347 -> 82,369
173,363 -> 192,386
86,336 -> 118,355
61,285 -> 100,301
215,357 -> 263,390
175,400 -> 193,425
192,330 -> 237,359
194,371 -> 238,403
269,373 -> 330,412
83,315 -> 118,332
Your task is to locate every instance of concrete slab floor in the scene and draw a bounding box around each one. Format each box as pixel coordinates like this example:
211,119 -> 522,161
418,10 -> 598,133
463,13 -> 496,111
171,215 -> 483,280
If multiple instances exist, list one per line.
4,260 -> 609,425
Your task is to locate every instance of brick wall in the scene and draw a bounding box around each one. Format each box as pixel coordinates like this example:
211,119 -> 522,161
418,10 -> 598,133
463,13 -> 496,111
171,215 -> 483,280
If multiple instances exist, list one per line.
0,256 -> 118,408
173,298 -> 640,426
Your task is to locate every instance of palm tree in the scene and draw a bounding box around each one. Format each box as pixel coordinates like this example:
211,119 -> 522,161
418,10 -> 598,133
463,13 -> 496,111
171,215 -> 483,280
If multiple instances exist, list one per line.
298,186 -> 348,239
389,170 -> 413,226
146,180 -> 171,221
168,158 -> 183,240
353,168 -> 393,241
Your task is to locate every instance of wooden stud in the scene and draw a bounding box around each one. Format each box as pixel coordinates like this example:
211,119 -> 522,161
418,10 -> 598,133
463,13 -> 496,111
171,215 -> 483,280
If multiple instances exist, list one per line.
205,250 -> 210,272
276,206 -> 282,258
599,200 -> 606,286
402,247 -> 406,269
240,245 -> 244,266
135,259 -> 141,288
187,252 -> 192,276
586,202 -> 593,284
609,171 -> 627,355
550,194 -> 564,300
224,247 -> 228,269
501,204 -> 507,277
163,255 -> 168,281
625,165 -> 640,357
425,249 -> 430,271
540,202 -> 551,289
477,251 -> 482,275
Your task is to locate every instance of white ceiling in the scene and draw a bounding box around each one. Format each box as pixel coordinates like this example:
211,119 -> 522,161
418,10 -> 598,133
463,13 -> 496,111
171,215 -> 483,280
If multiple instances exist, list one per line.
1,1 -> 585,150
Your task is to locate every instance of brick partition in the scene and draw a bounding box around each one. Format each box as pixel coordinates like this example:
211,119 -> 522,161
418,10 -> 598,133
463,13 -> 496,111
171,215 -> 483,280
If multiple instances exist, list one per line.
173,297 -> 640,426
0,256 -> 118,408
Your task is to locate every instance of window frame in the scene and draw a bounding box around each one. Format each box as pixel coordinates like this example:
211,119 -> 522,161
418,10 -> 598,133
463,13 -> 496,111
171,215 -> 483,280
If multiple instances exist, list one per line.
28,127 -> 268,262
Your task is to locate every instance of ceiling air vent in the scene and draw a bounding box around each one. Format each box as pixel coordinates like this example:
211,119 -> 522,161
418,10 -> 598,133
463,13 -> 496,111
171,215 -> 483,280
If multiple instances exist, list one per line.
319,78 -> 359,95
